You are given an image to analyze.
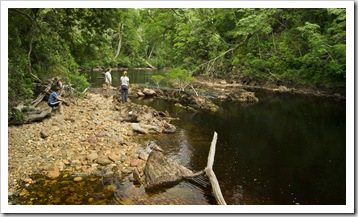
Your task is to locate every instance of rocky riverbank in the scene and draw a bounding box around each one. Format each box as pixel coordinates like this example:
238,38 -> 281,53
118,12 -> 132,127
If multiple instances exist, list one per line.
193,75 -> 345,101
7,91 -> 176,203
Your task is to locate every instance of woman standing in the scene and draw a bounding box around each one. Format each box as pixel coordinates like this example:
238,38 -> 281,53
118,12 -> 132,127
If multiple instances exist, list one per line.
120,71 -> 130,103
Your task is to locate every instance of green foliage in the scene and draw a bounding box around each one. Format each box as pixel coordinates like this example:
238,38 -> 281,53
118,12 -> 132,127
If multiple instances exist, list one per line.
8,7 -> 346,117
9,108 -> 25,125
65,72 -> 90,93
151,75 -> 165,88
166,68 -> 194,91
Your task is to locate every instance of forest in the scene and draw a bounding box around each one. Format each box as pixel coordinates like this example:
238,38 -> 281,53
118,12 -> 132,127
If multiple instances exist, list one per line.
8,8 -> 346,121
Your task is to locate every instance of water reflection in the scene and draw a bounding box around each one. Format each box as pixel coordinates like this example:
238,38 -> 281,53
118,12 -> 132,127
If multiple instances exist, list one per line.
133,91 -> 346,205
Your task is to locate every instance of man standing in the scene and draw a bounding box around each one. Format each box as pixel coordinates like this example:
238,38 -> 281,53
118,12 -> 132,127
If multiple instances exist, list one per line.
104,68 -> 112,97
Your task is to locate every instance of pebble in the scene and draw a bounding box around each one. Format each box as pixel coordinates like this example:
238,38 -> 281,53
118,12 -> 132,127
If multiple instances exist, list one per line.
130,159 -> 139,167
121,168 -> 132,174
107,185 -> 117,192
23,178 -> 33,183
73,177 -> 83,182
40,131 -> 49,139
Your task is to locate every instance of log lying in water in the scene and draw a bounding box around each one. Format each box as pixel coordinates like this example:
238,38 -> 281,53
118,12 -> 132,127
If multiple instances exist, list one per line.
143,132 -> 226,205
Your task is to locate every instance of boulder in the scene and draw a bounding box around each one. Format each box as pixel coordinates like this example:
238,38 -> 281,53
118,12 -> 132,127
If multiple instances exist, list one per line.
86,153 -> 98,162
137,91 -> 145,97
144,151 -> 194,188
131,123 -> 148,134
143,88 -> 157,97
97,155 -> 111,165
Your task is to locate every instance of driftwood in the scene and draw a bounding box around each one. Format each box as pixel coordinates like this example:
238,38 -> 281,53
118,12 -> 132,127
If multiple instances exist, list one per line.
23,108 -> 52,123
28,77 -> 63,108
143,132 -> 227,205
11,77 -> 73,125
31,83 -> 52,107
203,132 -> 226,205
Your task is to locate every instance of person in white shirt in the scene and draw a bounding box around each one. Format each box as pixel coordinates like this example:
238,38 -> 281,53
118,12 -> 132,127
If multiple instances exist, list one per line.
120,71 -> 130,103
104,68 -> 112,97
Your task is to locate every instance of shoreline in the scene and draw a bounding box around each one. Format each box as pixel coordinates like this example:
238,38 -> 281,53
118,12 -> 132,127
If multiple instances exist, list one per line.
7,90 -> 173,204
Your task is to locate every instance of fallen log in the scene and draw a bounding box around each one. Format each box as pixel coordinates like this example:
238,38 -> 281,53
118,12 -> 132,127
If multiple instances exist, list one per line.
23,107 -> 52,123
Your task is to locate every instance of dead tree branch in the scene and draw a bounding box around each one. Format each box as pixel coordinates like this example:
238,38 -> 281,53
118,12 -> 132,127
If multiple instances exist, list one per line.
204,132 -> 226,205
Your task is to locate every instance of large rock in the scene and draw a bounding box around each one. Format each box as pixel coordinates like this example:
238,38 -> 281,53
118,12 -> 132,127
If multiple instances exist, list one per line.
86,153 -> 98,162
131,123 -> 148,134
97,155 -> 111,165
144,151 -> 194,188
143,88 -> 157,97
137,91 -> 145,97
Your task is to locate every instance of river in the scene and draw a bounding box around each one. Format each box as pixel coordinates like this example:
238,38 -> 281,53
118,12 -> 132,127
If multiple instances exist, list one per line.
85,69 -> 346,205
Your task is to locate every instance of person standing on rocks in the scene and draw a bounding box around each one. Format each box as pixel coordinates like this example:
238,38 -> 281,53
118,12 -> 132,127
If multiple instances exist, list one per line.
48,87 -> 66,114
104,68 -> 112,97
120,71 -> 130,103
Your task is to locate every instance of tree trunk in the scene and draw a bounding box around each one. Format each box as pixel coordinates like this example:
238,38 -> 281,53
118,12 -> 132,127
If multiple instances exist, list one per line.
147,45 -> 155,60
114,23 -> 124,59
24,108 -> 52,123
144,60 -> 156,69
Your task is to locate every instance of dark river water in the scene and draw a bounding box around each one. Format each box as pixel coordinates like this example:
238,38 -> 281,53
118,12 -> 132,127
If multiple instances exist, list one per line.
85,69 -> 346,205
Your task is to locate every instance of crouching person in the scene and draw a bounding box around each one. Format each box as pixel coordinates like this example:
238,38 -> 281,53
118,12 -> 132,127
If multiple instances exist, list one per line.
48,88 -> 65,114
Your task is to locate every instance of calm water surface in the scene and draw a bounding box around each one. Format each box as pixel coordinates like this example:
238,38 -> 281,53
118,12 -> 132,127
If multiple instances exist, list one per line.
133,95 -> 346,205
88,69 -> 346,205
